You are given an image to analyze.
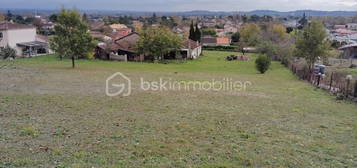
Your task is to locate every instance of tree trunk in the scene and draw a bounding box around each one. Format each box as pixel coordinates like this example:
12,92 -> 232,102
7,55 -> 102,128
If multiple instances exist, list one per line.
72,56 -> 75,68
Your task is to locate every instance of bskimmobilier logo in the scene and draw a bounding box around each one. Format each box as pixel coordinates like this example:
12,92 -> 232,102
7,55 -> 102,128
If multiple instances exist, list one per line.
106,72 -> 252,97
106,72 -> 132,97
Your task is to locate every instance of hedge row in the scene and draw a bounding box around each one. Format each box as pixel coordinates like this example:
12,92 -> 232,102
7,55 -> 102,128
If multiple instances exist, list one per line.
202,46 -> 239,51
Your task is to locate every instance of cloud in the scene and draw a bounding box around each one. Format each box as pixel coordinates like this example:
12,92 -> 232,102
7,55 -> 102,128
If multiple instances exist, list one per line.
1,0 -> 357,11
337,0 -> 357,6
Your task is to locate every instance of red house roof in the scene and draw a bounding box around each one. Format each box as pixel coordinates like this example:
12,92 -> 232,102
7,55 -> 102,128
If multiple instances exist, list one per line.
0,21 -> 34,31
183,39 -> 201,49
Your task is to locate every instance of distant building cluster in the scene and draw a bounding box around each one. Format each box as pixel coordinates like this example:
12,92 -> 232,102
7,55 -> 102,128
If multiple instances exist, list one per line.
0,21 -> 52,57
329,23 -> 357,44
2,9 -> 357,61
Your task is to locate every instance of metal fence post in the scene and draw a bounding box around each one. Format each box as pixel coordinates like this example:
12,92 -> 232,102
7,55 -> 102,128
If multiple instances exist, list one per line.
346,79 -> 350,98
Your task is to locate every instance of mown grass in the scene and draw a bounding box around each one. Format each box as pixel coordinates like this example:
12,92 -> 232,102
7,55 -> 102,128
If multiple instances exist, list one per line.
0,51 -> 356,168
14,52 -> 262,74
345,68 -> 357,76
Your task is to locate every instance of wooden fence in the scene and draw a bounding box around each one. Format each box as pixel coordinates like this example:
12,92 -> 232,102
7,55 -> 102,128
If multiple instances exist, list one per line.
289,62 -> 357,99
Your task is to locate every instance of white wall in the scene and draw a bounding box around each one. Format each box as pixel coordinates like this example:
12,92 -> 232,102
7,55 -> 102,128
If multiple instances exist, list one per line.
185,46 -> 202,59
0,28 -> 36,56
191,46 -> 202,59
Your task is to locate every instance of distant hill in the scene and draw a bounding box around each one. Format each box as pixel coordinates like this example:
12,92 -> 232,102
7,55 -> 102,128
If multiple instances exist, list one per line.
1,8 -> 357,16
178,10 -> 357,16
244,10 -> 357,16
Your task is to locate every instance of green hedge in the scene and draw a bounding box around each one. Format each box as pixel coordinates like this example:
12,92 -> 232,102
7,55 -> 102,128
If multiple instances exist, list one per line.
203,46 -> 239,51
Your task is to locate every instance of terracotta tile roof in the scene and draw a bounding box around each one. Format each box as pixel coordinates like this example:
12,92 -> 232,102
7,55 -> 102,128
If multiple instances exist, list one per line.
109,32 -> 124,41
183,39 -> 201,49
0,21 -> 34,31
113,32 -> 140,53
110,29 -> 132,40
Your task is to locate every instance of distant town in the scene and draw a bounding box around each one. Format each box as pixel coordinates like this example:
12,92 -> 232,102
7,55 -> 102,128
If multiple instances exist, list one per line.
1,5 -> 357,168
1,9 -> 357,59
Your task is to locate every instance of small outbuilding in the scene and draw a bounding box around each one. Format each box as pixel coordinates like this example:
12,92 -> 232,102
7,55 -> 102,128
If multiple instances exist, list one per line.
339,43 -> 357,59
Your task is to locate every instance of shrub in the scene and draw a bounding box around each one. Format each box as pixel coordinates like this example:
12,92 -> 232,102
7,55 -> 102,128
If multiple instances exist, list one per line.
255,55 -> 271,74
20,127 -> 39,137
202,45 -> 238,52
256,41 -> 277,59
0,45 -> 16,59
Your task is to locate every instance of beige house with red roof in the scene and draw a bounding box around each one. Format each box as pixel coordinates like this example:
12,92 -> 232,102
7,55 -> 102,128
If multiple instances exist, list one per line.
95,32 -> 202,61
0,21 -> 50,57
109,24 -> 128,30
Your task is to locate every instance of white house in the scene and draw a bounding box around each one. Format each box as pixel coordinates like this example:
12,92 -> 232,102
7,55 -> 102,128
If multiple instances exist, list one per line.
347,23 -> 357,30
181,39 -> 202,59
0,21 -> 51,57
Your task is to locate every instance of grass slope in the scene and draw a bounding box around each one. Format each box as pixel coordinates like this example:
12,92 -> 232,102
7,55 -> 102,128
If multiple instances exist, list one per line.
0,51 -> 356,168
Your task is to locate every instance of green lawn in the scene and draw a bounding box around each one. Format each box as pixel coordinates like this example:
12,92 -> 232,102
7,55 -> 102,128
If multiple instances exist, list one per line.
345,68 -> 357,77
0,51 -> 356,168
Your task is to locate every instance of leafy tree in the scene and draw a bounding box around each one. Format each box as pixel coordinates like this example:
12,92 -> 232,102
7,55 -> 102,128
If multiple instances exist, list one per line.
257,41 -> 278,59
260,24 -> 289,43
149,13 -> 157,24
119,15 -> 132,25
33,18 -> 43,33
24,17 -> 34,24
295,20 -> 329,71
15,15 -> 25,24
262,15 -> 273,22
231,32 -> 240,43
0,45 -> 16,59
249,15 -> 260,22
49,14 -> 58,22
258,23 -> 295,62
239,23 -> 261,46
269,24 -> 288,41
241,15 -> 248,23
136,26 -> 183,62
201,29 -> 217,36
160,16 -> 177,28
50,9 -> 95,68
0,13 -> 5,21
255,55 -> 271,74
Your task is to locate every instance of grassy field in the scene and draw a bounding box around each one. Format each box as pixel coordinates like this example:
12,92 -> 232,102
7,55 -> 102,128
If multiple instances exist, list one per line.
0,51 -> 356,168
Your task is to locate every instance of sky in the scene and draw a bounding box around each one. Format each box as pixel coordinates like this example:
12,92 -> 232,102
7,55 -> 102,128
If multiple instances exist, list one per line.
1,0 -> 357,11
